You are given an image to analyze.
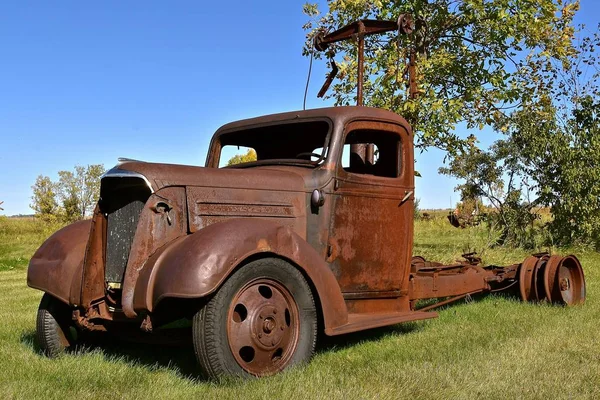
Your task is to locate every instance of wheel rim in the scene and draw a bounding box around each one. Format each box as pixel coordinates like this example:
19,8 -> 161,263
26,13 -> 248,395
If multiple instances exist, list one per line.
544,255 -> 562,303
557,255 -> 586,305
226,278 -> 300,376
518,256 -> 538,302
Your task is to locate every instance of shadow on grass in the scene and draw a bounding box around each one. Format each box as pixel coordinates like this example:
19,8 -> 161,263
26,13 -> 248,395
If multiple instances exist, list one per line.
19,322 -> 425,382
316,290 -> 524,355
19,291 -> 521,381
20,328 -> 203,381
316,321 -> 424,355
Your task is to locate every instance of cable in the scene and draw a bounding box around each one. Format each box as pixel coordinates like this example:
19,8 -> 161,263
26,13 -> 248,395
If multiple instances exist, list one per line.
303,49 -> 314,110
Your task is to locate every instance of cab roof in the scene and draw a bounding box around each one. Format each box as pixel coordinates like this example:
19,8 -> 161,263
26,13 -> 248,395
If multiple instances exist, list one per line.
215,106 -> 412,135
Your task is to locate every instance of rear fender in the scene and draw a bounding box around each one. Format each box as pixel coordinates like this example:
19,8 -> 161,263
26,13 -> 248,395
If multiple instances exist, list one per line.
27,220 -> 91,305
133,219 -> 348,331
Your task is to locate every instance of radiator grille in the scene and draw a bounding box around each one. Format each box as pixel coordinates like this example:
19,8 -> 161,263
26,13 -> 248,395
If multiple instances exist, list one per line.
105,199 -> 145,283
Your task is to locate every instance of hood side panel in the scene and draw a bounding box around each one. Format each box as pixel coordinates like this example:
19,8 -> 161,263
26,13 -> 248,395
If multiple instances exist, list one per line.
187,186 -> 307,238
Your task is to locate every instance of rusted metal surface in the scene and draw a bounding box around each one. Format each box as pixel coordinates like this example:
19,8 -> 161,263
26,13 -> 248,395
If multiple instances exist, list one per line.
131,218 -> 349,333
519,254 -> 586,305
313,15 -> 416,101
328,310 -> 436,336
28,105 -> 587,340
518,256 -> 539,302
26,16 -> 587,376
409,252 -> 586,311
27,220 -> 91,305
357,20 -> 365,107
313,19 -> 409,51
121,187 -> 188,318
227,278 -> 299,376
80,207 -> 108,308
317,56 -> 337,98
186,183 -> 306,234
328,120 -> 413,302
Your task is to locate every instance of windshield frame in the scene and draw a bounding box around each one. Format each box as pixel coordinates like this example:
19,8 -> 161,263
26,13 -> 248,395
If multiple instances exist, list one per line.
207,117 -> 333,169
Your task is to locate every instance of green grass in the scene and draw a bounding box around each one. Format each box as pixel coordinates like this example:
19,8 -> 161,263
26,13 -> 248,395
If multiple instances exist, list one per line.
1,215 -> 599,399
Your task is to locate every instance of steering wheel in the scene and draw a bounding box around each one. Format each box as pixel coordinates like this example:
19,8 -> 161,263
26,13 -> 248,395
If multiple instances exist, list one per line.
296,152 -> 322,160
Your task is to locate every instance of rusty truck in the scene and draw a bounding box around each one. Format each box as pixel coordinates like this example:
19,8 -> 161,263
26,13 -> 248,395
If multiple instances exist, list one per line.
28,16 -> 586,379
28,106 -> 586,379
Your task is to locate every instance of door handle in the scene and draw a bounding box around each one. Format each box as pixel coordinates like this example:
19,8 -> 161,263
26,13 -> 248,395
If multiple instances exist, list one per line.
401,190 -> 413,205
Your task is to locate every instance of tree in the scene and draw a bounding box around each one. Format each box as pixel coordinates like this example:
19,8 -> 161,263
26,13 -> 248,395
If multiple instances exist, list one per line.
227,149 -> 257,166
57,164 -> 104,221
509,30 -> 600,247
31,164 -> 105,222
303,1 -> 579,155
31,176 -> 59,222
441,29 -> 600,248
439,138 -> 540,247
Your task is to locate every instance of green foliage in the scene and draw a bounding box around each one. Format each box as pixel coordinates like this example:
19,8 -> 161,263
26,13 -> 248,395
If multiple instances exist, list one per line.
57,164 -> 104,221
227,149 -> 257,166
31,164 -> 104,223
442,29 -> 600,248
30,176 -> 59,223
303,0 -> 579,155
514,79 -> 600,246
439,139 -> 540,247
413,197 -> 421,220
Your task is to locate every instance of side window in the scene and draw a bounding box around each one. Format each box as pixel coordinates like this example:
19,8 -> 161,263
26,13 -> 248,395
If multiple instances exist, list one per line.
341,129 -> 401,178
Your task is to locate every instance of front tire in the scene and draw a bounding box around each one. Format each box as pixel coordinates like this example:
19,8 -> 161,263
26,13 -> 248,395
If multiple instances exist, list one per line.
36,293 -> 78,357
192,258 -> 317,379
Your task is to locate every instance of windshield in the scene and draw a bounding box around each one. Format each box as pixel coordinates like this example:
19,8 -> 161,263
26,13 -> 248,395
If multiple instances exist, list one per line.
217,120 -> 331,168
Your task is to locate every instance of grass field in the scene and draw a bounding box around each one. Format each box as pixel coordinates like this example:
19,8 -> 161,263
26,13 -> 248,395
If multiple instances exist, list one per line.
0,215 -> 598,399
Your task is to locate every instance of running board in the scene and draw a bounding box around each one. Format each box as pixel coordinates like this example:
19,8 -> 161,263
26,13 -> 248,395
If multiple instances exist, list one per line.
325,310 -> 438,336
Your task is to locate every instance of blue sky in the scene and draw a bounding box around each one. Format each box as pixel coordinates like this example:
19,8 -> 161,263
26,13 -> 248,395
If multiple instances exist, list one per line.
1,1 -> 598,216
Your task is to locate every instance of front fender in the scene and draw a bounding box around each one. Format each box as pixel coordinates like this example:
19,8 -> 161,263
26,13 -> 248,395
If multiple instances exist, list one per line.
133,219 -> 348,331
27,220 -> 91,305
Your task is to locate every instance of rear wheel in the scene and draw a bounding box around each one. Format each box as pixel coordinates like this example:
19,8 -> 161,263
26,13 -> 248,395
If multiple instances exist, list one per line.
192,258 -> 317,379
36,293 -> 78,357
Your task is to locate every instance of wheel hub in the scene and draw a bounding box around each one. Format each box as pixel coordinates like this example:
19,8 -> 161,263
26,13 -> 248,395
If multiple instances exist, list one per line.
263,317 -> 275,333
252,305 -> 286,348
226,278 -> 300,376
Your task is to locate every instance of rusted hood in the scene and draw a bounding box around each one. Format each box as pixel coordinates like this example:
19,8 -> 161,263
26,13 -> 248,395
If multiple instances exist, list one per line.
112,161 -> 307,193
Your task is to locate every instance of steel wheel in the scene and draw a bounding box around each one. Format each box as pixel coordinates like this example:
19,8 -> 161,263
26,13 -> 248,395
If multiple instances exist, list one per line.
192,258 -> 317,379
518,256 -> 538,302
227,279 -> 300,376
545,255 -> 586,305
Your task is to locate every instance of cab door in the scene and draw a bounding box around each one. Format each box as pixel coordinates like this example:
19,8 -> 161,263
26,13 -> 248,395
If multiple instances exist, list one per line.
327,120 -> 414,296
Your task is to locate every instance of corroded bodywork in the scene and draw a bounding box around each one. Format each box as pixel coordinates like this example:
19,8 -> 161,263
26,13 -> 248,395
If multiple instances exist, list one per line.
28,106 -> 586,374
30,106 -> 433,334
27,12 -> 588,378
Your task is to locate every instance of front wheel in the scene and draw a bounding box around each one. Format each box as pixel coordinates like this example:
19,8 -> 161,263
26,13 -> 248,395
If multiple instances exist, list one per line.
36,293 -> 79,357
192,258 -> 317,379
